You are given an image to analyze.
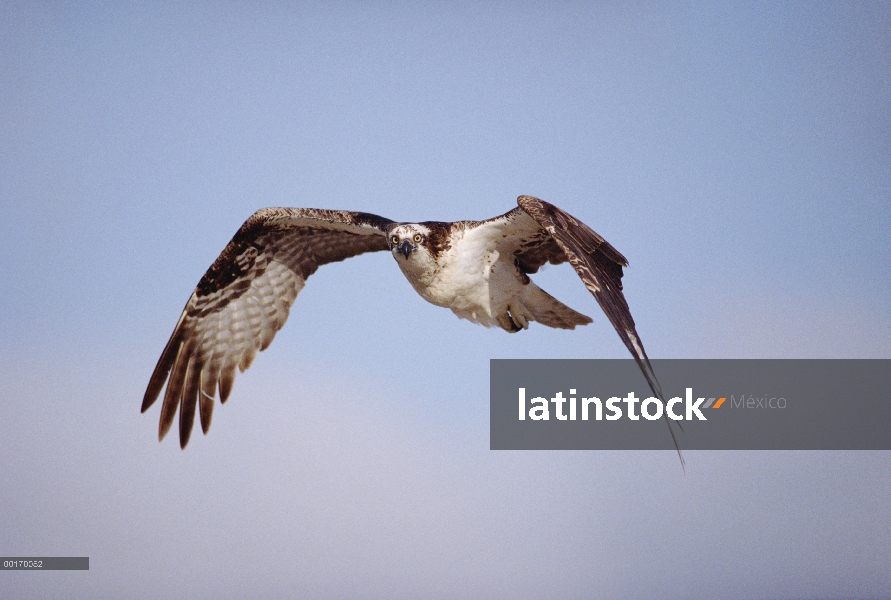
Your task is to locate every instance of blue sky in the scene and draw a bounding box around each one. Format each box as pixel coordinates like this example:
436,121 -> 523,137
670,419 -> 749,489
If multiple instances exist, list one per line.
1,2 -> 889,598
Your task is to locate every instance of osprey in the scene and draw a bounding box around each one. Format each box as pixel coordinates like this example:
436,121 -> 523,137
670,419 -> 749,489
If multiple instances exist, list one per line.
143,196 -> 678,453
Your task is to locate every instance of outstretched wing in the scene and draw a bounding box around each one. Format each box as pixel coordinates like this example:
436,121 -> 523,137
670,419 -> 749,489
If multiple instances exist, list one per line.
479,196 -> 681,461
143,208 -> 394,448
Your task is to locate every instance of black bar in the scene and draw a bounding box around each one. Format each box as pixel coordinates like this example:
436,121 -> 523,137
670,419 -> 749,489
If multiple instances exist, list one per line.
1,557 -> 89,570
491,359 -> 891,450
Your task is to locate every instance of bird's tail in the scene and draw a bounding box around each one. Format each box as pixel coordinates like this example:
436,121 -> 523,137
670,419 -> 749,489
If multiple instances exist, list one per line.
524,285 -> 593,330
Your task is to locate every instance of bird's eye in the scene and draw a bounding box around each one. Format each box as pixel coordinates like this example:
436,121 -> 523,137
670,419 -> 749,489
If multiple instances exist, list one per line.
413,234 -> 422,243
391,236 -> 399,245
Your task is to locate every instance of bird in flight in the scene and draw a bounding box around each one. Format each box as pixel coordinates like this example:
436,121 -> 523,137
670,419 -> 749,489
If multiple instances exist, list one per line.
143,195 -> 678,455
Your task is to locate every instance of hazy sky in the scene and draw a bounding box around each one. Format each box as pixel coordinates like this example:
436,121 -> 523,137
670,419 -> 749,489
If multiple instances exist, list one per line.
1,2 -> 889,598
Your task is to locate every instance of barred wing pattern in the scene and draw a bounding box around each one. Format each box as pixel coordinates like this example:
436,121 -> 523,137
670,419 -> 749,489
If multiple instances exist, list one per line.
142,208 -> 393,448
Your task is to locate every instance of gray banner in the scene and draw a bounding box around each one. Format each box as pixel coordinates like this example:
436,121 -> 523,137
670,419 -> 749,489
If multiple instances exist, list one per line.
490,359 -> 891,450
1,557 -> 89,570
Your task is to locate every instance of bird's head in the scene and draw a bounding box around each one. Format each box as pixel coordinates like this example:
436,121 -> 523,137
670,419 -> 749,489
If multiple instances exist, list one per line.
387,224 -> 431,261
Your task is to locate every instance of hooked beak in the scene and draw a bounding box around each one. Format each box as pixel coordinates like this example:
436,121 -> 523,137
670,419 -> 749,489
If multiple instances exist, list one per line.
397,239 -> 415,259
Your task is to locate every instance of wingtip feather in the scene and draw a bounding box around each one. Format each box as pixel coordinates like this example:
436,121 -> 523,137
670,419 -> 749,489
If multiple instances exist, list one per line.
179,360 -> 200,449
142,337 -> 182,413
219,366 -> 236,403
199,392 -> 214,435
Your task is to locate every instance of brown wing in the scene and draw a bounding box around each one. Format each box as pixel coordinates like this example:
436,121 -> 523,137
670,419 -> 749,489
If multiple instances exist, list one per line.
142,208 -> 394,448
516,196 -> 683,463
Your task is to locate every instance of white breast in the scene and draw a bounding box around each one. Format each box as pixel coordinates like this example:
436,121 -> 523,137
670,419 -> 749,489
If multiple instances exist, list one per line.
397,225 -> 525,328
